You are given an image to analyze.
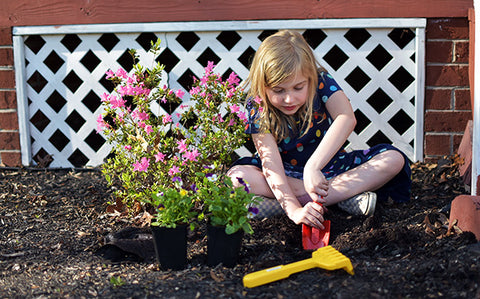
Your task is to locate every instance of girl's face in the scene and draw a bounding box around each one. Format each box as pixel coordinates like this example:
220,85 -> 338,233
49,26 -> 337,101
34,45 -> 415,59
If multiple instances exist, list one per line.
265,72 -> 309,116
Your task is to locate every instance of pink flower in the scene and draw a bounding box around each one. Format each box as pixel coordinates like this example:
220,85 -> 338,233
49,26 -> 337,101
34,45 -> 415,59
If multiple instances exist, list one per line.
226,89 -> 235,98
117,85 -> 133,96
228,118 -> 236,126
190,86 -> 201,95
205,61 -> 215,74
237,111 -> 248,122
162,114 -> 172,125
227,72 -> 240,86
175,89 -> 185,99
132,109 -> 149,121
141,88 -> 151,96
229,104 -> 240,113
200,75 -> 209,86
177,139 -> 187,153
96,114 -> 106,133
101,92 -> 110,102
110,96 -> 126,109
126,76 -> 136,85
254,96 -> 262,104
105,70 -> 115,79
133,157 -> 149,172
145,125 -> 153,134
133,85 -> 147,96
154,152 -> 165,162
168,165 -> 180,176
116,68 -> 128,79
183,149 -> 200,162
124,145 -> 132,150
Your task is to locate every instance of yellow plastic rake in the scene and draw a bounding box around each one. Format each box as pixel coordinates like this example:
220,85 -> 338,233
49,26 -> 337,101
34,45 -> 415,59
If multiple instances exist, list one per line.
243,246 -> 354,288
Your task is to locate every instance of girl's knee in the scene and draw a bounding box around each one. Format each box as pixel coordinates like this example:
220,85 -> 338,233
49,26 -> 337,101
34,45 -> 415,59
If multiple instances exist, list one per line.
226,165 -> 241,178
383,150 -> 405,174
227,166 -> 244,187
227,165 -> 263,187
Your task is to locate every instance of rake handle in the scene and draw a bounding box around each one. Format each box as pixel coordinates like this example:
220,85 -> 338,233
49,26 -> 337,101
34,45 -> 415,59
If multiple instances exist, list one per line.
243,258 -> 316,288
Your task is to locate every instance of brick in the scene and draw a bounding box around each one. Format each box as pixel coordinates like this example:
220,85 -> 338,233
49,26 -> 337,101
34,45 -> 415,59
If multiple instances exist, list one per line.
425,134 -> 451,156
0,48 -> 13,66
427,18 -> 469,40
0,131 -> 19,150
454,41 -> 469,63
449,195 -> 480,241
426,65 -> 469,87
425,88 -> 452,110
0,27 -> 12,46
0,90 -> 16,109
424,111 -> 471,132
0,70 -> 15,89
423,157 -> 441,164
454,88 -> 472,110
0,112 -> 18,130
0,151 -> 21,167
426,41 -> 452,63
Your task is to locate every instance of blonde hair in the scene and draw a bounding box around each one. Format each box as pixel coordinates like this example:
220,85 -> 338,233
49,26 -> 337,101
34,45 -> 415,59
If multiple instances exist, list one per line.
245,30 -> 322,142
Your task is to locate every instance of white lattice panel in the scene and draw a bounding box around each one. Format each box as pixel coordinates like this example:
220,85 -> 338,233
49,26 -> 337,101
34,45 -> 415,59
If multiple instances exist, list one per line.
13,20 -> 425,167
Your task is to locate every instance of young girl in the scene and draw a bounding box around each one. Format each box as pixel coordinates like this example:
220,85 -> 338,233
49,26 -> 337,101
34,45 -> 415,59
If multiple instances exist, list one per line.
228,30 -> 411,230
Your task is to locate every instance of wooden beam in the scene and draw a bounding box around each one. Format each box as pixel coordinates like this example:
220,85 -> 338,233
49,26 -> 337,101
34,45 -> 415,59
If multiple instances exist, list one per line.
1,0 -> 473,27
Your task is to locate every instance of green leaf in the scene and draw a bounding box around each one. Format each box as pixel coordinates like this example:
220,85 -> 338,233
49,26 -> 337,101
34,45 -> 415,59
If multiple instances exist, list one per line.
225,224 -> 236,235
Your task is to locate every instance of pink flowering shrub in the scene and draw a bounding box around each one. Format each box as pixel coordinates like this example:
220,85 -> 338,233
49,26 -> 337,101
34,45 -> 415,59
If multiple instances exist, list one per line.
97,40 -> 254,228
183,61 -> 249,176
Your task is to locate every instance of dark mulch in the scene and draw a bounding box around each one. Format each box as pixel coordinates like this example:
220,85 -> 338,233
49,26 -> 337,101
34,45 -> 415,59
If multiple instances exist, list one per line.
1,156 -> 479,298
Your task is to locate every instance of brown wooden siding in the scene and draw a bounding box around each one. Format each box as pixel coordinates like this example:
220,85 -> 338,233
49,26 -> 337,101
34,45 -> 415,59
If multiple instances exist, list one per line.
1,0 -> 473,27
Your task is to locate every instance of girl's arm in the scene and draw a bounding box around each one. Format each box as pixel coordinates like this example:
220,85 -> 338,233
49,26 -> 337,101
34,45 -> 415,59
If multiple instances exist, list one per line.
253,133 -> 325,227
303,90 -> 357,200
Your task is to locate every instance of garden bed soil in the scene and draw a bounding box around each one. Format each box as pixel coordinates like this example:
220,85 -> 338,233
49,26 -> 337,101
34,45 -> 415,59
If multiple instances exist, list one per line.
0,156 -> 479,298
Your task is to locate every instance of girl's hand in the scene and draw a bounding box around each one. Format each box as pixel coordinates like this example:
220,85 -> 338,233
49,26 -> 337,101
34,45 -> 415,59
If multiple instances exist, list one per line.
303,166 -> 328,203
290,202 -> 326,230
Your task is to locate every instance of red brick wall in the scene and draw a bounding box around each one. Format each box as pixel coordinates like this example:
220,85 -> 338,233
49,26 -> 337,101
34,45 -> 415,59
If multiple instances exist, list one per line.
0,27 -> 21,167
0,17 -> 472,166
424,18 -> 471,162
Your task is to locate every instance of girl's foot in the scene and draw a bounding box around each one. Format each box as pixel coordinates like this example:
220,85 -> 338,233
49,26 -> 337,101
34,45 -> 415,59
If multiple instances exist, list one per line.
337,192 -> 377,216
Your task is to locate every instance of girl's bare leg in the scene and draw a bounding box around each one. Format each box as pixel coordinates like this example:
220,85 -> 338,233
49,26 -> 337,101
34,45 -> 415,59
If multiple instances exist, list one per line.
228,150 -> 405,206
227,165 -> 307,198
323,150 -> 405,205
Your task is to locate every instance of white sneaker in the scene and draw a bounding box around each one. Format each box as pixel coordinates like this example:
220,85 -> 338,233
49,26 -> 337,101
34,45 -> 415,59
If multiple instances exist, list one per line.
337,192 -> 377,216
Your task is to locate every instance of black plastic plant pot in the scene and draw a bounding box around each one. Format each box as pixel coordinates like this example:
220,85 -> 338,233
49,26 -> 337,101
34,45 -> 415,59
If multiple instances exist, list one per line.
207,224 -> 243,268
151,224 -> 188,270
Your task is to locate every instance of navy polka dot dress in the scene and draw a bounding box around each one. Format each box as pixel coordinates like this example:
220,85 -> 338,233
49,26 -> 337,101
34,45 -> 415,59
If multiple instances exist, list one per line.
233,72 -> 411,203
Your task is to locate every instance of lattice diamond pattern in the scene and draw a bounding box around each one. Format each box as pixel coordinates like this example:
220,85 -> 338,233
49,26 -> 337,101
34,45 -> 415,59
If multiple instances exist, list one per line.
22,27 -> 421,167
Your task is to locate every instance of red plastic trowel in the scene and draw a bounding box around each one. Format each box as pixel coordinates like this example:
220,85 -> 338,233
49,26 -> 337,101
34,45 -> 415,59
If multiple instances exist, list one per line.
302,202 -> 330,250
